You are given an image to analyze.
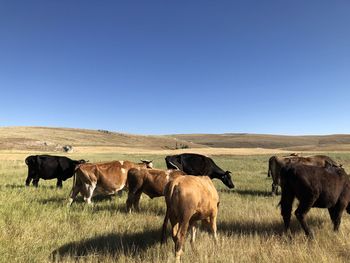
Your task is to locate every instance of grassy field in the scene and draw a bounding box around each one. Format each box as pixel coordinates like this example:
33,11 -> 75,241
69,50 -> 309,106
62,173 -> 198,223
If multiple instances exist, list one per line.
1,151 -> 350,262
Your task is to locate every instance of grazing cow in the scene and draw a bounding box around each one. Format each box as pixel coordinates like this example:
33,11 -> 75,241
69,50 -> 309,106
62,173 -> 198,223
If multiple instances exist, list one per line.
161,175 -> 219,262
25,155 -> 86,188
268,154 -> 339,195
126,168 -> 186,212
68,160 -> 153,205
165,153 -> 234,189
280,163 -> 350,238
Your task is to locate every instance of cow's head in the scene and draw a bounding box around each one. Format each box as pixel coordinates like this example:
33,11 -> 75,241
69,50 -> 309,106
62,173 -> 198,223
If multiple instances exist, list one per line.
221,171 -> 234,189
140,159 -> 153,169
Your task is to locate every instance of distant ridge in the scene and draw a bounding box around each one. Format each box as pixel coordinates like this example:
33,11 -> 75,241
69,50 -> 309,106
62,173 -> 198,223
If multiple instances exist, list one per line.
0,126 -> 350,152
168,133 -> 350,151
0,126 -> 201,151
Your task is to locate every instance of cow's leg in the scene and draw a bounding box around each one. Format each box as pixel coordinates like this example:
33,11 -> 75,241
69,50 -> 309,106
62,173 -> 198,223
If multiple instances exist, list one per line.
189,223 -> 198,253
329,205 -> 345,231
161,208 -> 170,244
272,183 -> 279,195
280,187 -> 295,234
175,219 -> 189,263
25,175 -> 32,186
132,191 -> 142,212
85,183 -> 96,205
190,224 -> 197,244
32,177 -> 40,187
209,214 -> 218,242
126,192 -> 134,213
294,197 -> 316,238
68,183 -> 81,206
172,222 -> 179,243
56,178 -> 63,188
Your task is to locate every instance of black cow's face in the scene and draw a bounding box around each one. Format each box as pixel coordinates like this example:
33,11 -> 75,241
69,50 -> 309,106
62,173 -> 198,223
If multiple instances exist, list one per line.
221,171 -> 234,189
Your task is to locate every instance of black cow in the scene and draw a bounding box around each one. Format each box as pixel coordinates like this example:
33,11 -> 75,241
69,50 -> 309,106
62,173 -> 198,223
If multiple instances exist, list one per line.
25,155 -> 86,188
280,163 -> 350,238
165,153 -> 234,189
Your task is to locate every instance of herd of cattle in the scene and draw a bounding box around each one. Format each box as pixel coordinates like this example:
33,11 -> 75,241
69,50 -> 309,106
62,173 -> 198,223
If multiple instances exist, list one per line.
24,153 -> 350,261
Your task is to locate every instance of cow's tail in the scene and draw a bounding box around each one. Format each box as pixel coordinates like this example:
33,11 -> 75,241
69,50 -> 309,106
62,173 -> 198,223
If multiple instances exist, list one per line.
163,180 -> 176,200
162,180 -> 180,244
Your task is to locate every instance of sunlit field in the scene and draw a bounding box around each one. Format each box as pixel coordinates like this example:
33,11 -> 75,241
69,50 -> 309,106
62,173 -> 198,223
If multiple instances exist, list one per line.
1,151 -> 350,263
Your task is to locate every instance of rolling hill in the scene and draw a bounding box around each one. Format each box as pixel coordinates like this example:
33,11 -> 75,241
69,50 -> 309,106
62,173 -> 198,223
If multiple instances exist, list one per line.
169,133 -> 350,151
1,126 -> 350,152
0,127 -> 201,152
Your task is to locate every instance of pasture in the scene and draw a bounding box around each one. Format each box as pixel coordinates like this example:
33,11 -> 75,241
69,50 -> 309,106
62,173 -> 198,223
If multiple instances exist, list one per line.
1,151 -> 350,263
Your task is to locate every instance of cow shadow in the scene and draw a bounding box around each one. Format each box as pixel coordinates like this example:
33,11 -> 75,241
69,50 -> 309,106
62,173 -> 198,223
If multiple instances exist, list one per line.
218,188 -> 235,193
91,201 -> 166,216
234,189 -> 271,197
0,184 -> 26,189
1,184 -> 59,190
218,216 -> 326,237
39,197 -> 67,204
51,229 -> 160,262
28,185 -> 56,189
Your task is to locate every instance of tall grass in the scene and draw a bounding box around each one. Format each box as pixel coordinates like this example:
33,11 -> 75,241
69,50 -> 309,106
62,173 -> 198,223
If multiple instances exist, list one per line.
1,152 -> 350,262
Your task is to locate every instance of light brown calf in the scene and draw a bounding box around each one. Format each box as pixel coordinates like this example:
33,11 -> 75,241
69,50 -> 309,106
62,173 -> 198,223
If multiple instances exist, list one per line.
68,160 -> 153,205
126,168 -> 185,212
161,175 -> 219,262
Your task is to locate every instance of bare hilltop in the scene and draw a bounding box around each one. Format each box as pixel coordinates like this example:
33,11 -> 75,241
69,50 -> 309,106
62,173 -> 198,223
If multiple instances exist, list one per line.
0,126 -> 350,153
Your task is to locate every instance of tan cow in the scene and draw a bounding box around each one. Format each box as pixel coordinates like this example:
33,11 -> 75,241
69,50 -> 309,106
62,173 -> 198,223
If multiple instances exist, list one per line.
268,154 -> 339,195
126,168 -> 186,212
161,175 -> 219,262
68,160 -> 153,205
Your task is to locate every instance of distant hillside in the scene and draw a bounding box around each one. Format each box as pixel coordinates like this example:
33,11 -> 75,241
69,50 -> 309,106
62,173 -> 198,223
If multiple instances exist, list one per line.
0,127 -> 201,151
169,133 -> 350,151
1,127 -> 350,152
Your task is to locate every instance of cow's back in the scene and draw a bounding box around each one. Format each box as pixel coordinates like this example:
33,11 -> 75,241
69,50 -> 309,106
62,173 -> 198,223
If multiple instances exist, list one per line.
281,164 -> 348,208
166,153 -> 219,175
166,175 -> 219,219
36,156 -> 61,179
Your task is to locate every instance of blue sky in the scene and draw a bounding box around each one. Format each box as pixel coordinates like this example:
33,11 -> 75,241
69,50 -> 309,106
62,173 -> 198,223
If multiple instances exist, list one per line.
0,1 -> 349,135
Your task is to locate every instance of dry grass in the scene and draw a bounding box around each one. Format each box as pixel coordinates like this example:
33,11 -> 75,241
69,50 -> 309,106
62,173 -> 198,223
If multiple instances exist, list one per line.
1,150 -> 350,262
171,133 -> 350,151
2,127 -> 350,152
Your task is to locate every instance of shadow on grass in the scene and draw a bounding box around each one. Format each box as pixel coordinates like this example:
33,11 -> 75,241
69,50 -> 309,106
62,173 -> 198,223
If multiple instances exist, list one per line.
39,197 -> 68,204
218,188 -> 235,193
51,229 -> 160,262
91,200 -> 166,216
218,216 -> 326,237
0,184 -> 58,190
0,184 -> 26,189
234,189 -> 271,197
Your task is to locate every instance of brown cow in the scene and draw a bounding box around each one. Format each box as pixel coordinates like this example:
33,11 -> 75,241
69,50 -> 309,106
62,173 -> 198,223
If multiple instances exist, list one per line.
280,163 -> 350,238
126,168 -> 186,212
268,155 -> 339,195
161,176 -> 219,262
68,160 -> 153,205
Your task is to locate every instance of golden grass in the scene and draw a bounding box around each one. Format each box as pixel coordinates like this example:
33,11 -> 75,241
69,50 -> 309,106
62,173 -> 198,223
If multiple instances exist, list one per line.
2,126 -> 350,152
1,150 -> 350,262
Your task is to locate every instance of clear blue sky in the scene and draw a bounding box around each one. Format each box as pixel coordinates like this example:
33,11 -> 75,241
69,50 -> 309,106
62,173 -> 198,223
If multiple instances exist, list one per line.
1,1 -> 349,135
